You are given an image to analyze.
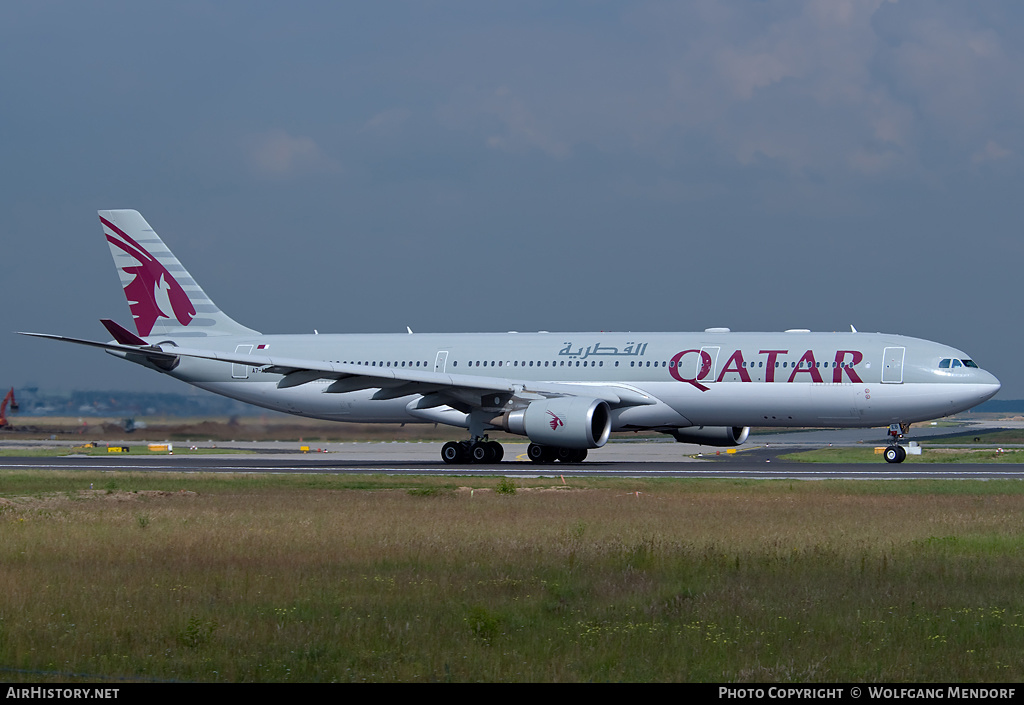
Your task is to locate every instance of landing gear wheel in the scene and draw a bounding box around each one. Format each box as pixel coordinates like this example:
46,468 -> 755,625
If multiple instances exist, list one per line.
467,441 -> 504,463
470,443 -> 489,463
528,444 -> 554,463
441,442 -> 464,465
555,447 -> 588,463
883,445 -> 907,464
487,441 -> 504,462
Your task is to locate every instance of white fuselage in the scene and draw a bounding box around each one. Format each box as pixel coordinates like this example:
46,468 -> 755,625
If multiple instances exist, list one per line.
133,329 -> 1000,431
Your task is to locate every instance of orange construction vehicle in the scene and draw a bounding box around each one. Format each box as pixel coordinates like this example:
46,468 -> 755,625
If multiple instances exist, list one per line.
0,388 -> 18,428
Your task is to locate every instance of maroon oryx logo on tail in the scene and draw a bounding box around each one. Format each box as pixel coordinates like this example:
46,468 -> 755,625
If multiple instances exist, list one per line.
547,411 -> 564,431
101,216 -> 196,336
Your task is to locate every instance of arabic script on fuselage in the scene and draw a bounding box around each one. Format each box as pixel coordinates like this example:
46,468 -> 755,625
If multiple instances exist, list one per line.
558,342 -> 648,359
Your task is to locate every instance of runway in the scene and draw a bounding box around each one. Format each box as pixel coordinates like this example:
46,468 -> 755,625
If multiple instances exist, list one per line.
3,442 -> 1024,480
4,419 -> 1024,479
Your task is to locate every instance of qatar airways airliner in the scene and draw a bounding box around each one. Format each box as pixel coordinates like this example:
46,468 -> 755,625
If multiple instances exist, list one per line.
21,210 -> 1000,464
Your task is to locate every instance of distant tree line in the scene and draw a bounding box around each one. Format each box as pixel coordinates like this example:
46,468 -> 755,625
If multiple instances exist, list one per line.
8,388 -> 269,418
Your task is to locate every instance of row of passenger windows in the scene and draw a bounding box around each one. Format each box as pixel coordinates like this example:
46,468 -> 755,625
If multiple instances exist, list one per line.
456,360 -> 609,368
334,361 -> 430,368
744,360 -> 857,368
329,359 -> 858,370
454,360 -> 857,369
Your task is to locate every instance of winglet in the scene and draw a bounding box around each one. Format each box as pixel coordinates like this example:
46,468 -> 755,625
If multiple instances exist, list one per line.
100,319 -> 148,346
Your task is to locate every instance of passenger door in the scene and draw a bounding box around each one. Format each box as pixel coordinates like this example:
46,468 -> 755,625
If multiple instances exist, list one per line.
881,347 -> 905,384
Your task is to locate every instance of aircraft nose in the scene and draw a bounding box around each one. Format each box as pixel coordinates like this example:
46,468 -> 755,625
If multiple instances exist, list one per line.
980,371 -> 1001,402
966,369 -> 1001,406
946,372 -> 1000,416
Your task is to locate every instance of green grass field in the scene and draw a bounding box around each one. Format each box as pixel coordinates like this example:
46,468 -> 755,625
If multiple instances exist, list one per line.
3,472 -> 1024,682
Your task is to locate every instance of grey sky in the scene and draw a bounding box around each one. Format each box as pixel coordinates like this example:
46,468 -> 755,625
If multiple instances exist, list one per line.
3,1 -> 1022,398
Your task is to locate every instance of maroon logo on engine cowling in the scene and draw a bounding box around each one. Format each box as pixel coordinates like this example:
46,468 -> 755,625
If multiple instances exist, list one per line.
547,411 -> 564,431
101,216 -> 196,337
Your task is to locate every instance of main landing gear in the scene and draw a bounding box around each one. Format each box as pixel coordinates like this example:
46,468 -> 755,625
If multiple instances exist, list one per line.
441,439 -> 504,464
883,422 -> 910,464
526,444 -> 588,464
438,439 -> 590,464
439,407 -> 592,465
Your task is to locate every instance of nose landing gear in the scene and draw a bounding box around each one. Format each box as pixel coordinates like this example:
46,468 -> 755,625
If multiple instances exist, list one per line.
883,423 -> 911,464
883,444 -> 907,464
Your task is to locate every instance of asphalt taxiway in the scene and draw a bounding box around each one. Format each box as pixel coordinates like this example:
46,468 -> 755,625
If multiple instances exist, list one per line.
1,454 -> 1022,480
0,440 -> 1019,479
3,419 -> 1024,480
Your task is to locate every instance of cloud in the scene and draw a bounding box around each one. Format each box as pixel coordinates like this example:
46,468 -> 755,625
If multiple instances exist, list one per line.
243,130 -> 339,178
437,85 -> 571,158
415,1 -> 1022,182
361,108 -> 413,136
972,140 -> 1011,164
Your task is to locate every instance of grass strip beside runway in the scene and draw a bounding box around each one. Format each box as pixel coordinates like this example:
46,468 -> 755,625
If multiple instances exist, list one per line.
2,471 -> 1024,682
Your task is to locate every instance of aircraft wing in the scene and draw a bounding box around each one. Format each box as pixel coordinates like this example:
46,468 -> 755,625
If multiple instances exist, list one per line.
163,344 -> 657,408
18,331 -> 657,410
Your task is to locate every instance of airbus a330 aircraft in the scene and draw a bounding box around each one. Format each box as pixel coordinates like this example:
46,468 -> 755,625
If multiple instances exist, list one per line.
21,210 -> 1001,464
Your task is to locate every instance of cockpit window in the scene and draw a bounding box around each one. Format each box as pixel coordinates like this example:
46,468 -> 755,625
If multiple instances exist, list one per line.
939,358 -> 981,369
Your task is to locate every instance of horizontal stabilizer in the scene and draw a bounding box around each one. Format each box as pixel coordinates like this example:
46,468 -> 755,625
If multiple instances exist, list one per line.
17,331 -> 179,362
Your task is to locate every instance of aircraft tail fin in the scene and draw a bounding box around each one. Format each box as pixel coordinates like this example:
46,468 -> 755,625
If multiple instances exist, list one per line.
99,210 -> 259,338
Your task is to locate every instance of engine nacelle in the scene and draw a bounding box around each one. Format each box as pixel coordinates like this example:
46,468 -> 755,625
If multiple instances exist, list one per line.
668,426 -> 750,447
494,397 -> 611,449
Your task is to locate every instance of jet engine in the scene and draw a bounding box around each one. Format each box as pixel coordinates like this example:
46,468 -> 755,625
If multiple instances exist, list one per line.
668,426 -> 750,447
493,396 -> 611,449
